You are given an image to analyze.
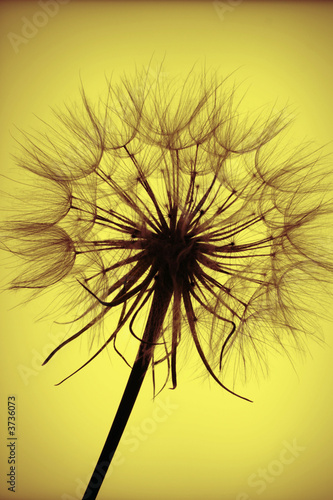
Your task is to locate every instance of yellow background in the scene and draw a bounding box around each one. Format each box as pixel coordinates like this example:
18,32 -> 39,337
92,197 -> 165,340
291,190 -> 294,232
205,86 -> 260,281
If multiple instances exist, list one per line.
1,1 -> 333,499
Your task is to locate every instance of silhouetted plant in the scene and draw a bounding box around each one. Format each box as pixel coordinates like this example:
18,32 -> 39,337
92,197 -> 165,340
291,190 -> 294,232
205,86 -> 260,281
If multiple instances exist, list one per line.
2,65 -> 333,499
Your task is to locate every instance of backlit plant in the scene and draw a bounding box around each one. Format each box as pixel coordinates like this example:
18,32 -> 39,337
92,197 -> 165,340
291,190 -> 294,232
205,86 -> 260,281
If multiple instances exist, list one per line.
2,65 -> 333,499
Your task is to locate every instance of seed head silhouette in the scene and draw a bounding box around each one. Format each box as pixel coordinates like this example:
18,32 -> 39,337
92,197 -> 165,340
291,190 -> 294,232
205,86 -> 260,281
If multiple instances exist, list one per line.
2,65 -> 333,499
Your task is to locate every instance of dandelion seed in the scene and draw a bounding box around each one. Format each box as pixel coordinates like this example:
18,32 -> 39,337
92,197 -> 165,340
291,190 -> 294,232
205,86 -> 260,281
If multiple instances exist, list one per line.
1,64 -> 333,500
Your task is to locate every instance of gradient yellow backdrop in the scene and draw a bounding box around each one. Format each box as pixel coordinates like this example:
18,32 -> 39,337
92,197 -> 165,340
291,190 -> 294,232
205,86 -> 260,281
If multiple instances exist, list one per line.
1,1 -> 333,500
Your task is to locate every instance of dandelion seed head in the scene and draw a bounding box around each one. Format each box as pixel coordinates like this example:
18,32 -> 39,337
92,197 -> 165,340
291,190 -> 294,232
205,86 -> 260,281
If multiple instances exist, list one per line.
2,64 -> 333,399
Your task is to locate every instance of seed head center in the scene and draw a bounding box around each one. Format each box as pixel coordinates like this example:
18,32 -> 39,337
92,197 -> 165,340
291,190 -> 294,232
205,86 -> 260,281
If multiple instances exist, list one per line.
147,225 -> 197,278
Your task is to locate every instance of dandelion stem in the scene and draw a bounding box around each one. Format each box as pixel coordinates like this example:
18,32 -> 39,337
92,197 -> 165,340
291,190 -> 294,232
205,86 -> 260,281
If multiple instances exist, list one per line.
82,281 -> 173,500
